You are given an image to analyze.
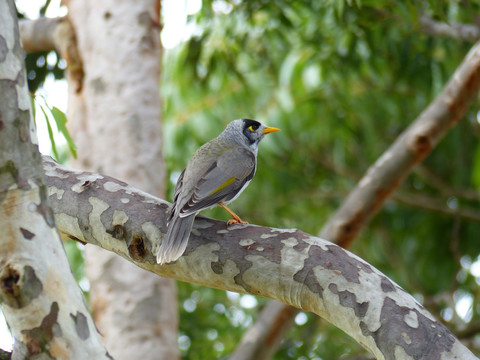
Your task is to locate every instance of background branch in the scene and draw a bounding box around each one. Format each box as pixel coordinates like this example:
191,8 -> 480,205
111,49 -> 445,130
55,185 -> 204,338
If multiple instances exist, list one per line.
19,17 -> 64,52
420,15 -> 480,42
19,16 -> 84,92
393,191 -> 480,222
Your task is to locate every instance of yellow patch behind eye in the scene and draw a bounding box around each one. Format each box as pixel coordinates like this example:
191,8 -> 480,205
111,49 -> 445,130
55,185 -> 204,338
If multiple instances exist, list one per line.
210,177 -> 236,195
248,125 -> 254,132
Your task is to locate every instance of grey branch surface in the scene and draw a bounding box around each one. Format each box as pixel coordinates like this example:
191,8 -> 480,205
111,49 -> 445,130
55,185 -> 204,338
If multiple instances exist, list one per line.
43,157 -> 477,360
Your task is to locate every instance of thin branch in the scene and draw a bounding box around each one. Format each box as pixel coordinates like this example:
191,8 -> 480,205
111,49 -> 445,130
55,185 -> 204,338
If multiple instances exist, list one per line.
42,156 -> 478,360
19,17 -> 64,53
19,16 -> 84,92
414,164 -> 480,202
420,16 -> 480,42
393,191 -> 480,222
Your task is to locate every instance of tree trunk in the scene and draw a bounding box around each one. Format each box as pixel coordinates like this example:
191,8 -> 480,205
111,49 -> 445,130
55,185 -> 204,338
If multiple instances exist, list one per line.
64,0 -> 179,359
0,2 -> 109,358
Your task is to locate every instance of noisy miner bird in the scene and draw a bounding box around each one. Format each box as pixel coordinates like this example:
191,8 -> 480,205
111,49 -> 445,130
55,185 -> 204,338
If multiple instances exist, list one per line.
156,119 -> 280,264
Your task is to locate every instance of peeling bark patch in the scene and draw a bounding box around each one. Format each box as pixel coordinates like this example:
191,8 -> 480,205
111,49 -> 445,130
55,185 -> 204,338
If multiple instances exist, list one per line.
128,234 -> 147,260
328,283 -> 369,318
0,36 -> 7,62
44,159 -> 170,258
70,311 -> 90,340
293,243 -> 377,298
380,276 -> 396,292
294,244 -> 373,297
0,160 -> 19,186
0,265 -> 21,307
20,227 -> 35,240
106,224 -> 125,240
18,110 -> 31,142
36,185 -> 56,228
293,264 -> 324,297
292,238 -> 309,252
22,265 -> 43,304
91,77 -> 106,93
411,134 -> 432,156
0,265 -> 42,308
81,180 -> 91,189
207,226 -> 305,291
360,297 -> 455,359
21,302 -> 61,356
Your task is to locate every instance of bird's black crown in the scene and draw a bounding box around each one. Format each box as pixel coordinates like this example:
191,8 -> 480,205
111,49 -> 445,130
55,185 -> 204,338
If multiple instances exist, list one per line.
242,119 -> 261,131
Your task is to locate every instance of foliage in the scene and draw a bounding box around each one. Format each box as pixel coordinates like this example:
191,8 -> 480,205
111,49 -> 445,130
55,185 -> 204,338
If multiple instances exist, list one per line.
34,96 -> 77,161
161,0 -> 480,358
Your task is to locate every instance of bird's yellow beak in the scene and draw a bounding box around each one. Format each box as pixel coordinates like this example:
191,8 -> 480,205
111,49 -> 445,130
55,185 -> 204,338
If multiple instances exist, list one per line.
262,126 -> 281,134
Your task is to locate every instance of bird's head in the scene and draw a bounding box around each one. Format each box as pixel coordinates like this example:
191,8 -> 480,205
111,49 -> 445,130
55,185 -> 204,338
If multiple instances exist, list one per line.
224,118 -> 280,150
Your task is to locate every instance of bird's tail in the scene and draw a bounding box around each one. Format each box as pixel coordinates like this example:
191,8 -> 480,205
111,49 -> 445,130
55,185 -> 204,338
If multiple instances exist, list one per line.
156,213 -> 196,264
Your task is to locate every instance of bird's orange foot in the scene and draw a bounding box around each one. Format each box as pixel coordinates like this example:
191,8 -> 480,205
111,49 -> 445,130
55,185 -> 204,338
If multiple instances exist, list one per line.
226,218 -> 248,226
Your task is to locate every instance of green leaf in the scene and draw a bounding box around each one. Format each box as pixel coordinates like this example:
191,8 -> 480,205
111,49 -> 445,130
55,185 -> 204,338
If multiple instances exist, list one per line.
38,101 -> 59,160
30,94 -> 36,123
50,106 -> 77,159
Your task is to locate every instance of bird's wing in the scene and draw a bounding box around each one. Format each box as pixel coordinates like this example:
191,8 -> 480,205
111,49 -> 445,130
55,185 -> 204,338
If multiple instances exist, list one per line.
167,169 -> 185,223
178,147 -> 256,216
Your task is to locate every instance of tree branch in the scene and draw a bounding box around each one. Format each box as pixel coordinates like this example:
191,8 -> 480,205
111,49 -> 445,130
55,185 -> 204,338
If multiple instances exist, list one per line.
233,38 -> 480,359
19,17 -> 64,53
393,191 -> 480,222
414,164 -> 480,202
19,16 -> 84,92
420,16 -> 480,42
42,156 -> 478,360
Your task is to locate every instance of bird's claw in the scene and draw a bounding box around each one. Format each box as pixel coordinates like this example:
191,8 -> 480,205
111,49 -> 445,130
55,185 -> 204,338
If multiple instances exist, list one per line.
226,218 -> 248,226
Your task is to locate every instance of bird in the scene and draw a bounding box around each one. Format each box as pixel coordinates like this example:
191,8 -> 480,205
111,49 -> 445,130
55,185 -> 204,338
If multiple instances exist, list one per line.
156,118 -> 280,264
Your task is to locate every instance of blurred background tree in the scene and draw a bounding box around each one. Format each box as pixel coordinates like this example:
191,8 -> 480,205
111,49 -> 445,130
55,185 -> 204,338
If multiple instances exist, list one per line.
14,0 -> 480,359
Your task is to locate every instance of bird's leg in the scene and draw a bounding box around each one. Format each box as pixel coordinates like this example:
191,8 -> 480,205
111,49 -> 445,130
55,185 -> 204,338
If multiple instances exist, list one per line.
218,202 -> 248,225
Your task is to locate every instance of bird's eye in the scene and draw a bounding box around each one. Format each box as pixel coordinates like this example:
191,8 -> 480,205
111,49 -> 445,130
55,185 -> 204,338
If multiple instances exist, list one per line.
248,125 -> 258,132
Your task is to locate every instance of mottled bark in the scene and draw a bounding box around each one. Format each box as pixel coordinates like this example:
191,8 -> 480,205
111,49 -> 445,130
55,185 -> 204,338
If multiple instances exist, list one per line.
64,0 -> 178,359
0,2 -> 109,359
43,157 -> 478,360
